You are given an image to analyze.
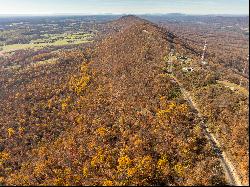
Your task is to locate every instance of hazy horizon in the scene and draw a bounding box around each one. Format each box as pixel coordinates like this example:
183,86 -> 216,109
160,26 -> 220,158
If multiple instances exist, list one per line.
0,13 -> 249,17
0,0 -> 249,16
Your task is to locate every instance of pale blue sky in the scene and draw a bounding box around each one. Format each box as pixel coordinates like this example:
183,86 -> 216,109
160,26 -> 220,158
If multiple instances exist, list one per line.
0,0 -> 249,15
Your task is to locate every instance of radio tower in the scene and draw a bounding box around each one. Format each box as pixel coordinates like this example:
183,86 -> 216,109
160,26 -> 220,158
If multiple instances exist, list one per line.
201,40 -> 208,65
240,55 -> 249,86
168,49 -> 174,74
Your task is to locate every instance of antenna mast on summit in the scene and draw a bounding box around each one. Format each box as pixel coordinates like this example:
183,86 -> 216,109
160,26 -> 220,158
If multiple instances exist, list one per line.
201,40 -> 208,65
240,55 -> 249,86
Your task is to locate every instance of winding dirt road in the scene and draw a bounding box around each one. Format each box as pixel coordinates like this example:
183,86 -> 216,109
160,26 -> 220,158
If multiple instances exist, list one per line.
171,75 -> 243,186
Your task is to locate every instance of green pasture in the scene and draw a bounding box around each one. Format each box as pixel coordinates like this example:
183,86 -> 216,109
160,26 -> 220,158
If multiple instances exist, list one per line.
0,32 -> 94,53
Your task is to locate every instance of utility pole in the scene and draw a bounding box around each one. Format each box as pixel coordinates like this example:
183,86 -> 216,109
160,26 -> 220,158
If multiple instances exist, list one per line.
240,55 -> 249,86
201,40 -> 208,65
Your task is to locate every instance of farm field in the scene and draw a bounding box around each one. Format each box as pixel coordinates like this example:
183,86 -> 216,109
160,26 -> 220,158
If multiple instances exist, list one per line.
0,32 -> 94,52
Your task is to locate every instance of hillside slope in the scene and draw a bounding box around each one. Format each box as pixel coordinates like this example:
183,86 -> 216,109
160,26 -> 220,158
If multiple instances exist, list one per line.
1,16 -> 246,186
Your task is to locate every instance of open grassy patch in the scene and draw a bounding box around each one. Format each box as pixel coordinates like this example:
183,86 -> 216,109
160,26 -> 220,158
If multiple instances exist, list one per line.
217,80 -> 249,96
1,32 -> 94,53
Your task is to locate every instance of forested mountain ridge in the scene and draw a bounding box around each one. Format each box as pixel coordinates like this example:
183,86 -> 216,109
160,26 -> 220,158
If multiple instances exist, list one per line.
0,15 -> 248,186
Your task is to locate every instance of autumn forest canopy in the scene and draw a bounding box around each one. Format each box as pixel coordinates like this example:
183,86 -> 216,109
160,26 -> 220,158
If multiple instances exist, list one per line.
0,14 -> 249,186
